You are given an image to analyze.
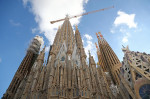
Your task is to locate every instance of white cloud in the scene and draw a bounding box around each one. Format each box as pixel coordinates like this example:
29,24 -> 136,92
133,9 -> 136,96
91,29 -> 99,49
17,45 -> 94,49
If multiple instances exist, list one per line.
122,36 -> 128,43
110,29 -> 115,33
23,0 -> 88,45
120,29 -> 130,43
111,11 -> 138,44
9,19 -> 21,26
32,28 -> 38,33
83,34 -> 97,62
114,11 -> 137,28
84,34 -> 93,40
82,39 -> 84,44
119,28 -> 130,43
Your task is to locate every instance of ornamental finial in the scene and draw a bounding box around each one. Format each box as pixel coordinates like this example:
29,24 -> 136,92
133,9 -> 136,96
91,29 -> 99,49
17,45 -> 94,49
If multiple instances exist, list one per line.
98,32 -> 103,38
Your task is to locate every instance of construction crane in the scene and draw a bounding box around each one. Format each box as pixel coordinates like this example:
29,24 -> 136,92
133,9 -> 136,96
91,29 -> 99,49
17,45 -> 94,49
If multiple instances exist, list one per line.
50,6 -> 114,24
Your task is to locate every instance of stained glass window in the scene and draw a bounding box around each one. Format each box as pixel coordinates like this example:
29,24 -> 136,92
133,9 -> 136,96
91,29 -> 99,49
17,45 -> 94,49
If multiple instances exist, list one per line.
139,84 -> 150,99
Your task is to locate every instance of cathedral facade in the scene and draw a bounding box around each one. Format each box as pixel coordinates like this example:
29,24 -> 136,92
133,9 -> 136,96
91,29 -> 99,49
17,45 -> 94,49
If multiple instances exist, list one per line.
2,17 -> 150,99
119,46 -> 150,99
95,33 -> 150,99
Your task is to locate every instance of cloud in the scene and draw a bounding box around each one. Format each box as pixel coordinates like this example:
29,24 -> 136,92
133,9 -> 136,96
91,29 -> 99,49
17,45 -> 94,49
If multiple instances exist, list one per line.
84,34 -> 93,40
83,34 -> 96,61
111,11 -> 138,44
119,28 -> 131,43
120,28 -> 131,44
82,39 -> 84,44
110,29 -> 115,34
122,36 -> 128,43
23,0 -> 89,45
114,11 -> 137,28
9,19 -> 21,26
32,28 -> 38,33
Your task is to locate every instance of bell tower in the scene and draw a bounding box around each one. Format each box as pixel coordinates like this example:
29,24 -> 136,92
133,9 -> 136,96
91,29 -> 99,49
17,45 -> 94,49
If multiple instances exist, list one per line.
3,36 -> 43,99
96,32 -> 121,85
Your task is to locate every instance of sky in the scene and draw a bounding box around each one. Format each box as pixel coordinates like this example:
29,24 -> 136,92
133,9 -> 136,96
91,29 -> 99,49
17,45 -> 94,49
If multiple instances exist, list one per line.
0,0 -> 150,97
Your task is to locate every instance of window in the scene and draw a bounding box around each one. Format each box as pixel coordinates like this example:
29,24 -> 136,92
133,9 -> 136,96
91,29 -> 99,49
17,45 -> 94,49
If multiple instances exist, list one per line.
139,84 -> 150,99
61,56 -> 65,61
73,89 -> 75,97
56,89 -> 58,95
81,90 -> 83,96
76,89 -> 79,96
76,60 -> 78,65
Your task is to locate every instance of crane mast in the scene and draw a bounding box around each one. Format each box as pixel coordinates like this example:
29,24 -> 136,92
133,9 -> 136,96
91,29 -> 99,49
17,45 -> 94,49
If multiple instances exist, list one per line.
50,6 -> 114,24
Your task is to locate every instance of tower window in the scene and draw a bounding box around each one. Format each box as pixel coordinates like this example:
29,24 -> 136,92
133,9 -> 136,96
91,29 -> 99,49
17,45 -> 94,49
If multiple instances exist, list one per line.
76,60 -> 78,65
76,89 -> 79,96
82,90 -> 83,96
61,56 -> 65,61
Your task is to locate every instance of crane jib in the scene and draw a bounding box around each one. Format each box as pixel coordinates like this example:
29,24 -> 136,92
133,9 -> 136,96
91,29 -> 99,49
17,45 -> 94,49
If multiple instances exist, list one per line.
50,6 -> 114,24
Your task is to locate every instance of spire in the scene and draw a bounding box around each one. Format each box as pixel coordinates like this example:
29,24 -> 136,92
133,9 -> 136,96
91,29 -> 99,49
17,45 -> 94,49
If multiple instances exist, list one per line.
65,14 -> 69,19
96,31 -> 121,85
58,15 -> 75,50
75,25 -> 85,56
37,46 -> 45,61
122,45 -> 130,53
75,25 -> 78,31
88,50 -> 91,57
89,50 -> 96,66
2,36 -> 42,99
97,32 -> 105,43
96,32 -> 100,39
75,25 -> 80,34
53,26 -> 61,45
96,32 -> 101,44
95,42 -> 100,57
98,32 -> 103,38
95,42 -> 99,51
27,35 -> 43,54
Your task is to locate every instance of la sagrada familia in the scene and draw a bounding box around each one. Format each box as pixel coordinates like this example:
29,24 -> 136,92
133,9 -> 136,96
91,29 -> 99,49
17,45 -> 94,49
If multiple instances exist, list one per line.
2,16 -> 150,99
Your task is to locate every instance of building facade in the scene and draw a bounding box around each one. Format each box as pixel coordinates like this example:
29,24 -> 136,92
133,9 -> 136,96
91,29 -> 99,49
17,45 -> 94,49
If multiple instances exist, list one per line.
95,32 -> 122,98
119,46 -> 150,99
2,16 -> 150,99
95,33 -> 150,99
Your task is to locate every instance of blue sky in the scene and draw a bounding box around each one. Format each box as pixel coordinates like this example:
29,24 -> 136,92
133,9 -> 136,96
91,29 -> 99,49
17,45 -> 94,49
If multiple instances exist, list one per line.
0,0 -> 150,97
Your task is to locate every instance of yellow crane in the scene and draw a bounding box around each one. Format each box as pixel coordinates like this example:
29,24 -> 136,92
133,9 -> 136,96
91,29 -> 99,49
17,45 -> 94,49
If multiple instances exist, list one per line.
50,6 -> 114,24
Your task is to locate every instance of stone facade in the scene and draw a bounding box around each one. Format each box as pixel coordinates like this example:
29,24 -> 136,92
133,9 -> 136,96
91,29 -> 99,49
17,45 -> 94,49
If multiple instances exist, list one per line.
95,33 -> 123,99
2,17 -> 150,99
120,46 -> 150,99
3,17 -> 115,99
95,33 -> 150,99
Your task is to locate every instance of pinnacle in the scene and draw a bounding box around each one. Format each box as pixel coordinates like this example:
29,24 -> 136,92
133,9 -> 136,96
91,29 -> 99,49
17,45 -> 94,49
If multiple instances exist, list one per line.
88,50 -> 91,57
75,25 -> 79,34
65,14 -> 69,20
75,25 -> 78,30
